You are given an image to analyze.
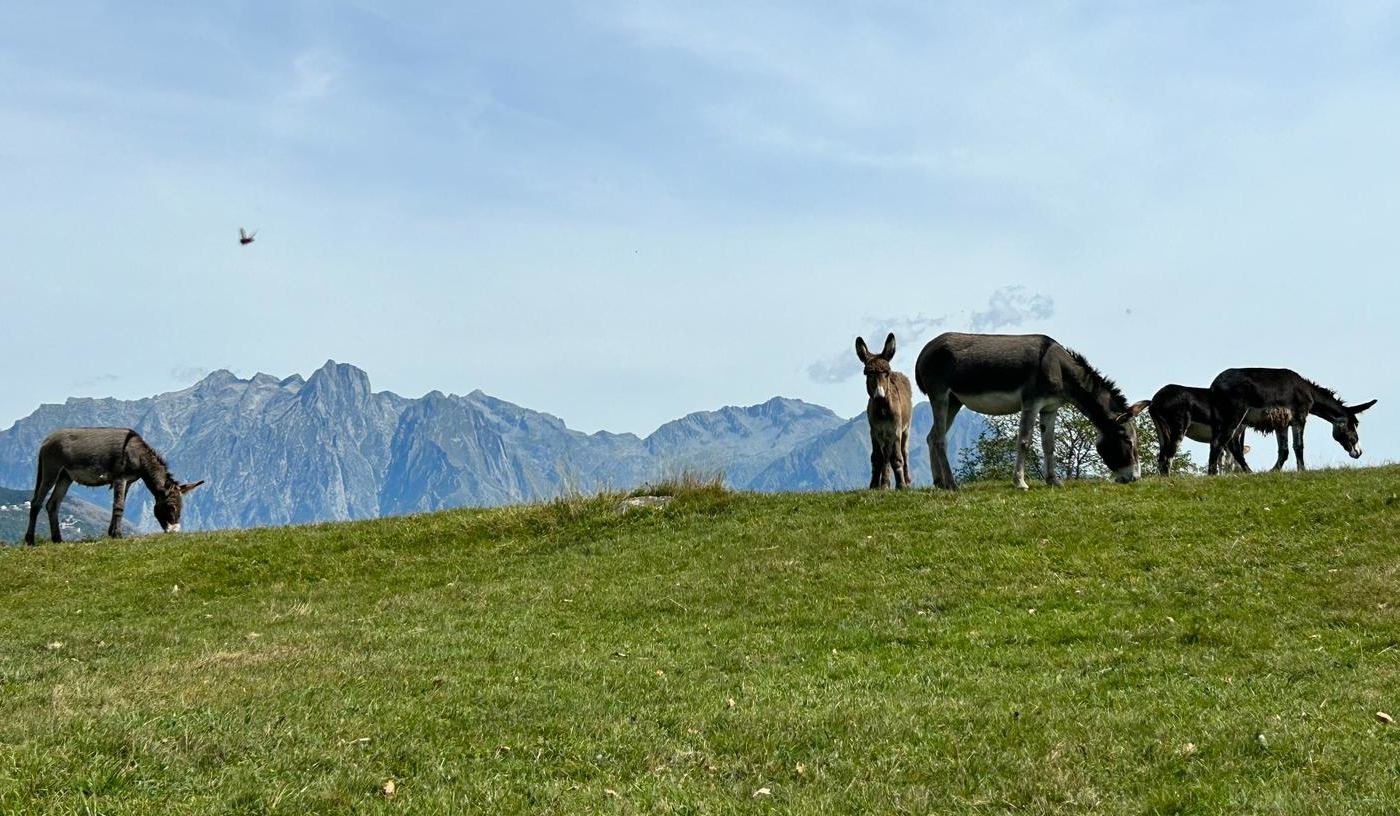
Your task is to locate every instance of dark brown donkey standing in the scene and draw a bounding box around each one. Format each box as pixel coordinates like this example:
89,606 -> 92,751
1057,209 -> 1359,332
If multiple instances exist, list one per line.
1146,384 -> 1249,475
856,333 -> 913,489
1207,368 -> 1376,474
24,428 -> 204,545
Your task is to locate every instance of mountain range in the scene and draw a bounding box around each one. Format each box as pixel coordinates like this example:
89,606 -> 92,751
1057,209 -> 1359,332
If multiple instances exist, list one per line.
0,361 -> 984,536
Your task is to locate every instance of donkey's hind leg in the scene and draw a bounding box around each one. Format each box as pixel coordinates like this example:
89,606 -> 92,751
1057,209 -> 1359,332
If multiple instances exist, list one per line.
24,459 -> 57,545
896,428 -> 911,489
1152,411 -> 1182,475
1209,408 -> 1246,475
45,472 -> 73,543
1227,429 -> 1251,472
928,392 -> 957,490
1291,421 -> 1306,471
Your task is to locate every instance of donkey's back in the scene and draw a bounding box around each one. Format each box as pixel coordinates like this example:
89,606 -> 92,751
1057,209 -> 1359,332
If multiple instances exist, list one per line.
915,332 -> 1064,395
39,427 -> 141,486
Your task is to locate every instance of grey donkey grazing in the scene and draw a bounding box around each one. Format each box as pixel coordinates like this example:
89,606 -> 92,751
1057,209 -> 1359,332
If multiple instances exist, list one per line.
856,333 -> 913,489
24,428 -> 204,545
915,333 -> 1148,490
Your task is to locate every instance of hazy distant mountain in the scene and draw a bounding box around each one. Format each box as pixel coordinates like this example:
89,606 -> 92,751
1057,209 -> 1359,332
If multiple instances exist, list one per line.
0,362 -> 986,532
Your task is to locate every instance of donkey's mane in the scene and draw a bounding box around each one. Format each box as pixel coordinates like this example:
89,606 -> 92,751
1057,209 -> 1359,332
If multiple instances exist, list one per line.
126,430 -> 170,472
1307,379 -> 1341,402
1065,347 -> 1129,412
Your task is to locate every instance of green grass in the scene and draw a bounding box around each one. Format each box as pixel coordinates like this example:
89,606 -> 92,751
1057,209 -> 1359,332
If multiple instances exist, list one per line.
2,468 -> 1400,814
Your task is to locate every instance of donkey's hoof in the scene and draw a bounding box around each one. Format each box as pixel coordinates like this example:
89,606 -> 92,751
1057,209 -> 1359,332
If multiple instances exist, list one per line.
1013,481 -> 1030,491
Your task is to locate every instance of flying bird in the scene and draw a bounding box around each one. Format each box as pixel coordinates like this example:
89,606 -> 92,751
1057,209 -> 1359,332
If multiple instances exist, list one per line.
239,228 -> 257,246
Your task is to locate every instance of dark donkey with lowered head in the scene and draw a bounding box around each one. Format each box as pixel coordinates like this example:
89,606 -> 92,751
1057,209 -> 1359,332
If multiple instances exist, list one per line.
1207,368 -> 1376,474
1147,384 -> 1249,475
24,428 -> 204,545
915,333 -> 1148,490
856,333 -> 913,489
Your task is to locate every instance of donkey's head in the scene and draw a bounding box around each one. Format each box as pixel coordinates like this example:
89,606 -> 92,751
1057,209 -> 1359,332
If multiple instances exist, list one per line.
1331,399 -> 1377,459
1102,400 -> 1152,482
855,333 -> 898,404
153,477 -> 205,533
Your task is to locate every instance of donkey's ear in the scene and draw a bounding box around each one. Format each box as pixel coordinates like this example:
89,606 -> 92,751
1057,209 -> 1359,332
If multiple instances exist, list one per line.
855,336 -> 872,363
880,332 -> 896,361
179,479 -> 206,493
1114,400 -> 1151,423
1349,399 -> 1377,415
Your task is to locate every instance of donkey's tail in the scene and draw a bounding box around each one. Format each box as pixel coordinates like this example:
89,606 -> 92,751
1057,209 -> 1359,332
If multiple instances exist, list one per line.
29,448 -> 47,504
913,356 -> 930,396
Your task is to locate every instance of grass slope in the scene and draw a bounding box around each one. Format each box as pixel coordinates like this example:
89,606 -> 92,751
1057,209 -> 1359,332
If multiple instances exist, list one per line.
2,469 -> 1399,814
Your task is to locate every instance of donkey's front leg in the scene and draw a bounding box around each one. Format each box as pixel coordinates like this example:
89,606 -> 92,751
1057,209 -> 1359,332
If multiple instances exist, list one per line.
1271,429 -> 1289,471
870,447 -> 890,489
1012,406 -> 1036,490
1291,421 -> 1306,471
1039,409 -> 1061,486
108,479 -> 130,538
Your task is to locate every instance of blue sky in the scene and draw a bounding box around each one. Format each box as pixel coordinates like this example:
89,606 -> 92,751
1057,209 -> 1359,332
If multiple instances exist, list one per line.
3,1 -> 1398,467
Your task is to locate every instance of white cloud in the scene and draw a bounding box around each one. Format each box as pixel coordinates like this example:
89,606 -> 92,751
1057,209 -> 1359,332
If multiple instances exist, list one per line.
807,286 -> 1055,383
969,286 -> 1054,333
807,312 -> 949,384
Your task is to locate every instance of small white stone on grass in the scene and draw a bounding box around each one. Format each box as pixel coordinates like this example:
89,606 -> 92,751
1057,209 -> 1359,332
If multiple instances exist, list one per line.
1377,711 -> 1394,724
614,496 -> 673,514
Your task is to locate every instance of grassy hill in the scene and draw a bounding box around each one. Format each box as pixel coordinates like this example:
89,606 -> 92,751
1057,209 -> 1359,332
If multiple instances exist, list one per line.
2,468 -> 1399,814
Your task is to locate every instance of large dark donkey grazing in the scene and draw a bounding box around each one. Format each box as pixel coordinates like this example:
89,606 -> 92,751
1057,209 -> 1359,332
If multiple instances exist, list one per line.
1147,384 -> 1249,475
24,428 -> 204,545
1207,368 -> 1375,475
856,333 -> 913,489
915,333 -> 1148,490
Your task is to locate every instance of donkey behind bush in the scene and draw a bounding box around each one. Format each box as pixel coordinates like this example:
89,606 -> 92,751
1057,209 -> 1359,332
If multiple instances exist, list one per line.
24,428 -> 204,545
856,333 -> 912,489
1147,384 -> 1250,475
